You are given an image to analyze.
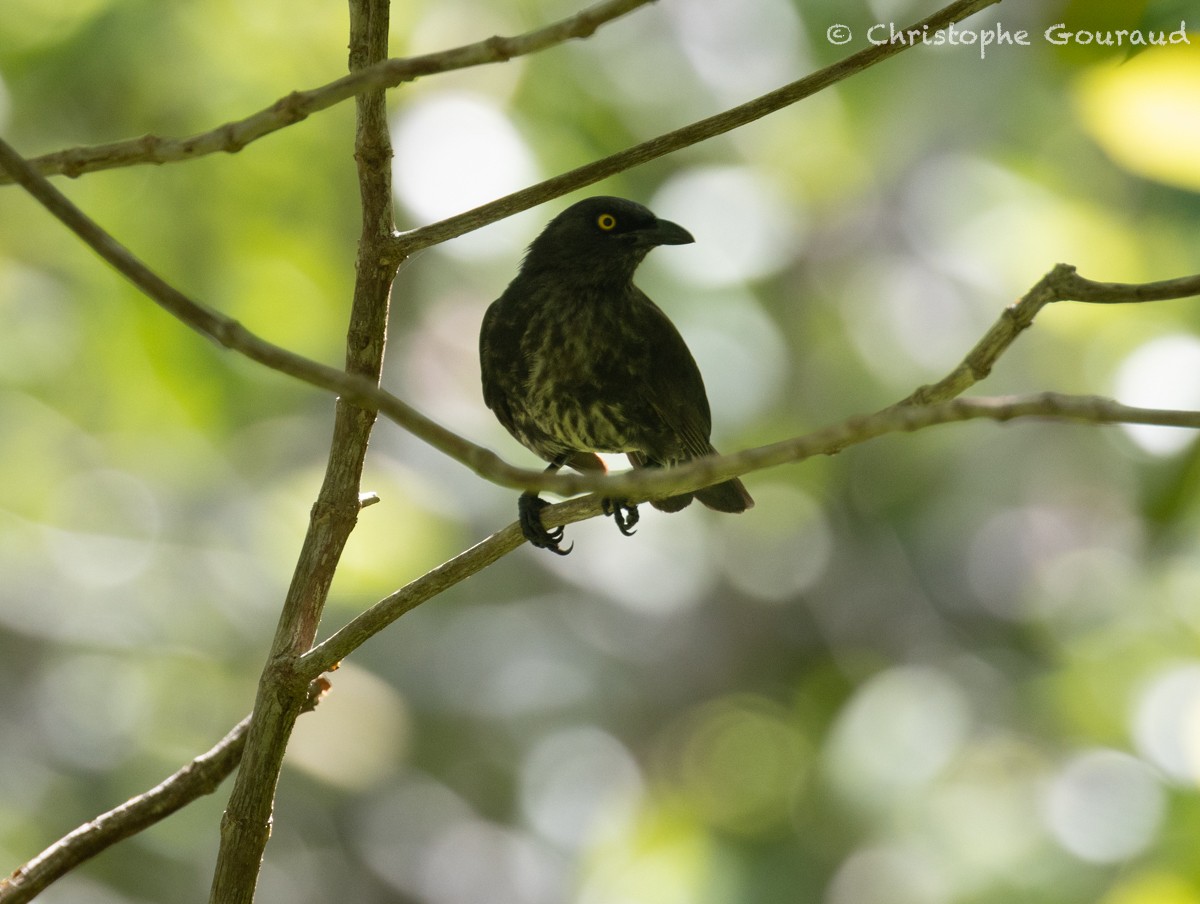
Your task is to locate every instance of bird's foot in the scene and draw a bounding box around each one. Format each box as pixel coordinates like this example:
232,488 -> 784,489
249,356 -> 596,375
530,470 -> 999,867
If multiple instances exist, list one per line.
518,492 -> 572,555
602,498 -> 639,537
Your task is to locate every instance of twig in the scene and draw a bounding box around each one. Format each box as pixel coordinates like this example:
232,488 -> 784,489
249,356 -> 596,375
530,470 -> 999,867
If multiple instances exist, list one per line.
396,0 -> 1005,252
0,677 -> 331,904
0,717 -> 250,904
2,135 -> 1199,500
0,135 -> 520,479
0,0 -> 654,185
297,390 -> 1200,676
0,0 -> 1014,501
901,264 -> 1200,406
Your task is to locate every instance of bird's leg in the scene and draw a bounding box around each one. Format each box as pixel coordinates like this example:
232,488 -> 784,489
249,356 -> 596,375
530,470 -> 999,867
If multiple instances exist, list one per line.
602,497 -> 639,537
519,458 -> 572,555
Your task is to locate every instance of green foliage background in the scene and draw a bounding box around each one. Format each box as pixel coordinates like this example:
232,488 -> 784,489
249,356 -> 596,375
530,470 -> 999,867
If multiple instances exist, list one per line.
2,0 -> 1200,902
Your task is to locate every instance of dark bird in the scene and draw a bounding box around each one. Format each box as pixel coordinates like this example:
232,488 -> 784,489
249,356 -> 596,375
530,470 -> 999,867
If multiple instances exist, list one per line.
479,196 -> 753,554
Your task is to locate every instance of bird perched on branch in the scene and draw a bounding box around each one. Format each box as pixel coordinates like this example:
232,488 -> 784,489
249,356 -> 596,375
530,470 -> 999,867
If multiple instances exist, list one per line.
479,196 -> 753,555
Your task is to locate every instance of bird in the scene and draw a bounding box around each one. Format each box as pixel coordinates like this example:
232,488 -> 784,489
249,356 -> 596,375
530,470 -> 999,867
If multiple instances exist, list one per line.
479,195 -> 753,555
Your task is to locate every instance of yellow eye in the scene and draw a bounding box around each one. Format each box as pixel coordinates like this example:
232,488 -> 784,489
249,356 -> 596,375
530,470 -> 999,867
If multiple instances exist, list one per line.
597,213 -> 617,231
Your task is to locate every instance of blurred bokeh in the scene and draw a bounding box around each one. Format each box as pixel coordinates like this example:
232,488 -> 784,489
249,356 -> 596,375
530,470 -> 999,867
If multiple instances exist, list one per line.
3,0 -> 1200,902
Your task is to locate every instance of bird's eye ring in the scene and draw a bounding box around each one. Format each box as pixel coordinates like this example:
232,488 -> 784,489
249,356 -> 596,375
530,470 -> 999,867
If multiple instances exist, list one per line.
597,213 -> 617,231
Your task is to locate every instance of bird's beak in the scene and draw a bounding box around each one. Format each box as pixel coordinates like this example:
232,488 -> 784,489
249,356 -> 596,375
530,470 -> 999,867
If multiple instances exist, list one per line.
635,218 -> 695,247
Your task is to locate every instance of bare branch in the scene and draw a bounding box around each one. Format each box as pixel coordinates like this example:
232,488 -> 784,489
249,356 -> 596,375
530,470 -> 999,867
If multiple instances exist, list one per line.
0,677 -> 330,904
902,264 -> 1200,406
0,134 -> 521,479
4,134 -> 1199,506
0,0 -> 654,185
396,0 -> 1005,252
297,390 -> 1200,675
1055,266 -> 1200,305
636,392 -> 1200,504
0,717 -> 251,904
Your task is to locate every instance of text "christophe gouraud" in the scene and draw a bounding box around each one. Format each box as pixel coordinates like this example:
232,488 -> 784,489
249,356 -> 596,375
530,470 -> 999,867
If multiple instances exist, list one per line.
825,21 -> 1191,59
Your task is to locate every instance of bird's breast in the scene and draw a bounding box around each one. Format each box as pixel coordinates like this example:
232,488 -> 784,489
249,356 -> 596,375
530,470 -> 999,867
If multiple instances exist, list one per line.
517,297 -> 649,453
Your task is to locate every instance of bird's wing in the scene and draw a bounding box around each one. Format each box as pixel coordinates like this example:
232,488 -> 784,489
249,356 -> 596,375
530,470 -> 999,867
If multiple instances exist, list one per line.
479,298 -> 522,414
630,290 -> 715,461
479,301 -> 501,412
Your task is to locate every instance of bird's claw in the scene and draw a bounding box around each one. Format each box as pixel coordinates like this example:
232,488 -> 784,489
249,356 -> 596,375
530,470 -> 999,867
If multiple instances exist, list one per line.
602,498 -> 639,537
518,492 -> 572,555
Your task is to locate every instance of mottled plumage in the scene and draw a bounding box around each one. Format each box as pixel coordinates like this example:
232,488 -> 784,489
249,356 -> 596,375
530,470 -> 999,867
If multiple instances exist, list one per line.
480,196 -> 753,554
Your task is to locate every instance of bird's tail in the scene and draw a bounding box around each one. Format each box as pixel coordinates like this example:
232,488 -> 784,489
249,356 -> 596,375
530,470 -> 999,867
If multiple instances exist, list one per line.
627,447 -> 754,514
695,474 -> 754,513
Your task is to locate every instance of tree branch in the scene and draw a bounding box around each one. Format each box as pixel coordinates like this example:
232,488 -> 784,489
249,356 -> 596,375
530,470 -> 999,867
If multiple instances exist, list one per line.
0,676 -> 331,904
4,132 -> 1199,500
395,0 -> 1004,252
0,717 -> 251,904
0,0 -> 654,185
296,390 -> 1200,675
0,134 -> 521,477
901,264 -> 1200,406
0,0 -> 1018,503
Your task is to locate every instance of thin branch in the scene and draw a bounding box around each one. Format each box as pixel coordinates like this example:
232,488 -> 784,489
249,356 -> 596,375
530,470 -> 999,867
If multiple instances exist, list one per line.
0,0 -> 1010,502
3,136 -> 1200,502
0,134 -> 519,482
0,717 -> 251,904
670,392 -> 1200,501
395,0 -> 1005,252
0,678 -> 331,904
1056,266 -> 1200,305
0,0 -> 654,185
901,264 -> 1200,406
301,523 -> 530,676
298,390 -> 1200,676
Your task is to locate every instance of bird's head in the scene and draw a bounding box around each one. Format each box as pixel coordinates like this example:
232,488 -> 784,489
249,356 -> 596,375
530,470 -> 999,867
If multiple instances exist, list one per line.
521,196 -> 694,282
